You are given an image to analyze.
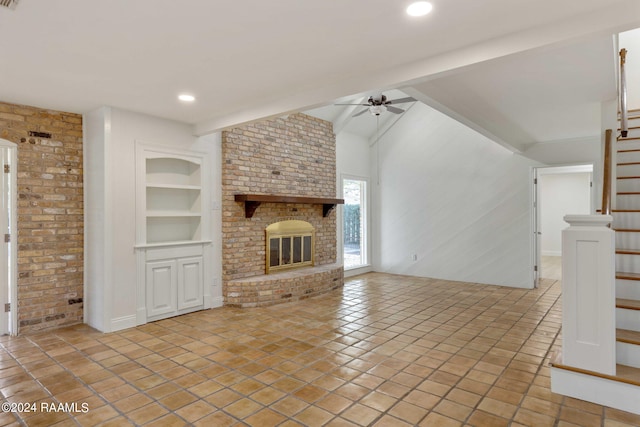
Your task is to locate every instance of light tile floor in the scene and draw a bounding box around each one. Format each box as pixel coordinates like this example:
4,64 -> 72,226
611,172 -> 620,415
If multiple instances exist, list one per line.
0,272 -> 639,426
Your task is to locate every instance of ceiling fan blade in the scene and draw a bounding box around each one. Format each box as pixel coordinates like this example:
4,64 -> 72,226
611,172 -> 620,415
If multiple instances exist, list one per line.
352,108 -> 369,117
335,103 -> 368,106
387,96 -> 416,104
386,105 -> 405,114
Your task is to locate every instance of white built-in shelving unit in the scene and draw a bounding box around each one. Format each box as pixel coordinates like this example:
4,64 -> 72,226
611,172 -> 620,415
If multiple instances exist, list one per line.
145,156 -> 203,244
135,144 -> 212,323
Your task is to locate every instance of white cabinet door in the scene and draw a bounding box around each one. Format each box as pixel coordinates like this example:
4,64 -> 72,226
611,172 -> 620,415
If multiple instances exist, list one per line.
146,260 -> 177,318
178,257 -> 203,310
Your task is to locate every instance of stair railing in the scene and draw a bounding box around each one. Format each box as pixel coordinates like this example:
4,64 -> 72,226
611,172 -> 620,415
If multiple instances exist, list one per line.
621,48 -> 628,138
602,128 -> 613,215
554,43 -> 620,381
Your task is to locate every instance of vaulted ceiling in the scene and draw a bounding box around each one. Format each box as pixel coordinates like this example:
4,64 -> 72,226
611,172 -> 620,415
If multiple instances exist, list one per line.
308,34 -> 618,153
1,0 -> 639,151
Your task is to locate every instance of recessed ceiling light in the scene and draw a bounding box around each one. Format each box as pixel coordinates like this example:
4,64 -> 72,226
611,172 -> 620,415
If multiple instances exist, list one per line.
178,94 -> 195,102
406,1 -> 433,17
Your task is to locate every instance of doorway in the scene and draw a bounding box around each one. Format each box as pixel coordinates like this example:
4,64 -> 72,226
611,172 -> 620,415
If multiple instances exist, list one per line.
342,176 -> 368,271
0,139 -> 16,335
533,164 -> 593,284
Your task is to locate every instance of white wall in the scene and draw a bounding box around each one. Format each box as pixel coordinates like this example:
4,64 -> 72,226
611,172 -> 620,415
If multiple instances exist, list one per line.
337,131 -> 370,179
336,131 -> 372,277
83,108 -> 108,330
372,102 -> 543,288
84,107 -> 222,332
540,172 -> 592,256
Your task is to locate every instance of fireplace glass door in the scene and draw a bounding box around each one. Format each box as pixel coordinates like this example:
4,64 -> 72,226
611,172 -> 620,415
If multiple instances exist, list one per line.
266,220 -> 314,273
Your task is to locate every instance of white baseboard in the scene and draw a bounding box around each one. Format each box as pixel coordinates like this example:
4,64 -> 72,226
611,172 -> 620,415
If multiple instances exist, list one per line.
209,296 -> 224,308
542,251 -> 561,257
136,308 -> 147,326
204,295 -> 223,309
85,318 -> 105,333
344,265 -> 373,278
110,315 -> 137,332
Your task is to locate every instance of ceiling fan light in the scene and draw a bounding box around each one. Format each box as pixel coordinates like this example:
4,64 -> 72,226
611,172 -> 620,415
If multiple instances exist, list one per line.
406,1 -> 432,17
369,105 -> 387,116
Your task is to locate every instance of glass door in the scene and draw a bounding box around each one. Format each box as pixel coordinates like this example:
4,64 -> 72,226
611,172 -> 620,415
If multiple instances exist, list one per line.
343,178 -> 367,269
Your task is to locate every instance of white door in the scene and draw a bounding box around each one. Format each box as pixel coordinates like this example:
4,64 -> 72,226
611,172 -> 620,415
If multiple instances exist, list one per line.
534,164 -> 594,284
533,169 -> 541,287
177,257 -> 203,310
146,260 -> 177,318
0,142 -> 16,335
0,147 -> 8,334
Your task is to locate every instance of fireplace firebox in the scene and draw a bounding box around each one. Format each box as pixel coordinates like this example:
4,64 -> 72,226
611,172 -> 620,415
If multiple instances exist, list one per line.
266,220 -> 314,273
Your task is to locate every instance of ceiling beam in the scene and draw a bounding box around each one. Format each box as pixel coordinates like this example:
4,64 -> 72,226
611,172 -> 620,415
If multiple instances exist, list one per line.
332,102 -> 363,136
402,87 -> 523,153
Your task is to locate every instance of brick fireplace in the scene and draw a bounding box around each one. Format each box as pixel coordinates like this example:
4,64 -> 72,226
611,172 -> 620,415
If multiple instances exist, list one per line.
221,113 -> 343,307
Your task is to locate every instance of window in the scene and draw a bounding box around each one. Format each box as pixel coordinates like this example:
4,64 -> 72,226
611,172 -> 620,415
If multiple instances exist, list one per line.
343,178 -> 367,269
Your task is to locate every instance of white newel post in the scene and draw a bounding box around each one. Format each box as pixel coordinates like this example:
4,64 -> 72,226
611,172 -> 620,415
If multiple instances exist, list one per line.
562,215 -> 616,375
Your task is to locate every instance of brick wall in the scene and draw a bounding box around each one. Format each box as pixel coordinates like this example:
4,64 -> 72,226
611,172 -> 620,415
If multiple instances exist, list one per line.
0,102 -> 83,334
222,113 -> 337,283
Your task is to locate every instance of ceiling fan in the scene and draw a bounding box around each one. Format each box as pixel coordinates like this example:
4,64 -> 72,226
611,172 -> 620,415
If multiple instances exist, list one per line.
336,93 -> 417,117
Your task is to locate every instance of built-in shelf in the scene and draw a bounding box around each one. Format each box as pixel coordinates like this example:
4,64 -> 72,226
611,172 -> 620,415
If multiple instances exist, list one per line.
135,144 -> 212,325
234,194 -> 344,218
146,211 -> 201,218
146,183 -> 201,190
144,156 -> 203,243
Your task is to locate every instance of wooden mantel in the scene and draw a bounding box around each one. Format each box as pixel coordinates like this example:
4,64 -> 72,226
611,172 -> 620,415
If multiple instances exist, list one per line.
234,194 -> 344,218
